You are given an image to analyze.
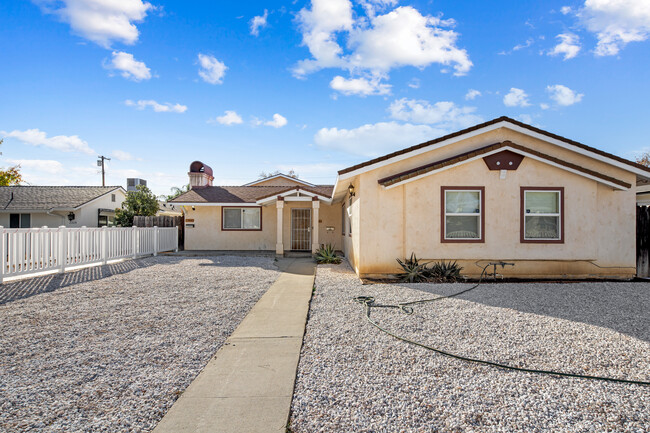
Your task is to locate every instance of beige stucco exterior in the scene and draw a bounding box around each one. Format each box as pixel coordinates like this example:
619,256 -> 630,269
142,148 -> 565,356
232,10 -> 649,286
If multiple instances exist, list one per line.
183,200 -> 342,253
340,126 -> 638,279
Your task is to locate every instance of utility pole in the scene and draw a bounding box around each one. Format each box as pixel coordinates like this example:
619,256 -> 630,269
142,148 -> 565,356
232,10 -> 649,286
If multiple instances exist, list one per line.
97,155 -> 111,186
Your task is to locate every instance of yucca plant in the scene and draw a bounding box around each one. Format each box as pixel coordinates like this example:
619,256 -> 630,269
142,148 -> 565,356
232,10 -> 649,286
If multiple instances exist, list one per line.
315,244 -> 342,264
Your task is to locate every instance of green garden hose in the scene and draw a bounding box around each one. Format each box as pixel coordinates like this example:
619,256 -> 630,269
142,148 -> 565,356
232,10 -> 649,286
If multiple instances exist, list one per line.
353,263 -> 650,386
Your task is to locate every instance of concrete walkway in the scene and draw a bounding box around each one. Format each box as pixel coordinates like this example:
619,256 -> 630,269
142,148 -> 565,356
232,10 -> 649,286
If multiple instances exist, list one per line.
153,258 -> 315,433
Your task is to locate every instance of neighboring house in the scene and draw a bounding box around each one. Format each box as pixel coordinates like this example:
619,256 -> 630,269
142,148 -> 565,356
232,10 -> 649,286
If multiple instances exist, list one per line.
636,184 -> 650,206
172,116 -> 650,279
157,201 -> 183,217
0,186 -> 126,228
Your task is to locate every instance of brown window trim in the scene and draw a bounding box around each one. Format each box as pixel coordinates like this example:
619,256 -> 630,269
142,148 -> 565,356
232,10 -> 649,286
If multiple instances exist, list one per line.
520,187 -> 564,244
441,186 -> 485,243
221,206 -> 263,231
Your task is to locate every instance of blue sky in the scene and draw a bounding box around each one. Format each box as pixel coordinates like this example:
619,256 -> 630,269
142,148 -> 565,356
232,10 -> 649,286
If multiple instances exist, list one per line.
1,0 -> 649,195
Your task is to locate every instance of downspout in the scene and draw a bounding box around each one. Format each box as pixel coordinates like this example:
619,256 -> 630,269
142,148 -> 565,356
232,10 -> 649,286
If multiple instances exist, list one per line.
47,208 -> 66,226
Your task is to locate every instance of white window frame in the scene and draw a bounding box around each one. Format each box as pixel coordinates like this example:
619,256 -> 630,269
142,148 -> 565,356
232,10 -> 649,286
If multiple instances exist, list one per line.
222,207 -> 262,231
442,188 -> 483,242
522,189 -> 563,242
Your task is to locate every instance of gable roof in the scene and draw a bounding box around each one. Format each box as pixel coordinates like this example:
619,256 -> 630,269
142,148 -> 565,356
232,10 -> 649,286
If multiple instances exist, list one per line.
377,141 -> 632,190
243,174 -> 316,187
0,186 -> 124,211
169,185 -> 334,205
338,116 -> 650,179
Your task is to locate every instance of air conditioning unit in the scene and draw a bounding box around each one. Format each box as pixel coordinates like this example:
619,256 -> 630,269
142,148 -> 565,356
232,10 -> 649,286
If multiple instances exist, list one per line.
127,178 -> 147,191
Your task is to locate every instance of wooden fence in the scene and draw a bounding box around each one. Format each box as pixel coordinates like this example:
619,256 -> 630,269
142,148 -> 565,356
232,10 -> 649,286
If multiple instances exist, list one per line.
0,226 -> 178,283
133,215 -> 184,250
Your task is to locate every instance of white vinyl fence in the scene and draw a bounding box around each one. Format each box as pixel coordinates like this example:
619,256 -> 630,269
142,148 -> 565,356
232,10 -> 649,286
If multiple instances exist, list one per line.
0,226 -> 178,283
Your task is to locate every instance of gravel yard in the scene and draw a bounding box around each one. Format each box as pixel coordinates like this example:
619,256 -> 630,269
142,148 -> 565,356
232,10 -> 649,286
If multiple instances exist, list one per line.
0,255 -> 279,432
290,263 -> 650,432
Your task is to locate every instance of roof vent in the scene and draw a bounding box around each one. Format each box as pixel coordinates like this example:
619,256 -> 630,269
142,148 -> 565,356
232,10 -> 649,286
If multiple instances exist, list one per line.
188,161 -> 214,189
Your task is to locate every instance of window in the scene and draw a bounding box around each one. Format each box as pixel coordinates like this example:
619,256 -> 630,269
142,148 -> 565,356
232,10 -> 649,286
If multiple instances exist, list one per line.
521,188 -> 563,243
441,187 -> 484,242
9,213 -> 31,228
111,194 -> 116,202
222,207 -> 261,230
348,196 -> 352,236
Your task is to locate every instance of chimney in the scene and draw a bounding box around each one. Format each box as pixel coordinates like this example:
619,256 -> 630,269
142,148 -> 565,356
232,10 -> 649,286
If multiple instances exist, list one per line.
188,161 -> 214,189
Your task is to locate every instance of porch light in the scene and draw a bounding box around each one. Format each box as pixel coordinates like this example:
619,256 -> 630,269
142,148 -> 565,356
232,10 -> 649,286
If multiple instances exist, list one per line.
191,206 -> 196,211
67,212 -> 75,222
348,184 -> 356,197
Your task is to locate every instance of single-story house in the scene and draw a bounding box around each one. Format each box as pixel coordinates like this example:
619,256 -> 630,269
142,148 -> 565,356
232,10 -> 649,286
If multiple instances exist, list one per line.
171,116 -> 650,279
0,186 -> 127,228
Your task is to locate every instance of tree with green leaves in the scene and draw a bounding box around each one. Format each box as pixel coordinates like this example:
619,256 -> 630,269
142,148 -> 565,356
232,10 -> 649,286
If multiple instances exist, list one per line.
165,184 -> 190,201
0,139 -> 23,186
115,185 -> 159,227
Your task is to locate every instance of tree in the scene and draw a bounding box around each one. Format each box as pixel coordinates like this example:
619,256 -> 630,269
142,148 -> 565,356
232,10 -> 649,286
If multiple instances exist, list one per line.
636,152 -> 650,167
0,139 -> 23,186
115,185 -> 159,227
164,184 -> 190,201
258,169 -> 299,179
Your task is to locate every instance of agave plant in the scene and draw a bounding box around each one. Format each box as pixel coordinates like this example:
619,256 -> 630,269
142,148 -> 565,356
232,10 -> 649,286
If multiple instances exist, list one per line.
428,260 -> 463,282
396,253 -> 430,283
396,254 -> 463,283
315,244 -> 342,264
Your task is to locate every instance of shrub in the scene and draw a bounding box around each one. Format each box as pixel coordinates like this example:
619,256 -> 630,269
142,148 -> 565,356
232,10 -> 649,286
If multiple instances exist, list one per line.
396,253 -> 463,283
315,244 -> 342,264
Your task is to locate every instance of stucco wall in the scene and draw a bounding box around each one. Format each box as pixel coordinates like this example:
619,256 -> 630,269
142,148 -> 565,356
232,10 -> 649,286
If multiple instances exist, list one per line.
350,130 -> 637,279
184,201 -> 341,251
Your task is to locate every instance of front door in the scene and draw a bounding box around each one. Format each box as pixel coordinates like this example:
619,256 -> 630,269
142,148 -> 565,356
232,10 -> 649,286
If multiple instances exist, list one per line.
291,208 -> 311,251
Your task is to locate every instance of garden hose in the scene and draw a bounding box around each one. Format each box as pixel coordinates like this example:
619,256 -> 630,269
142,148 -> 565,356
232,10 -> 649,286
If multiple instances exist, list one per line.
353,263 -> 650,386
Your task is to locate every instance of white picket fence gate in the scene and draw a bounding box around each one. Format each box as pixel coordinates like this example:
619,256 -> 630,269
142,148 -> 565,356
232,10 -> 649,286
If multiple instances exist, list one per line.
0,226 -> 178,283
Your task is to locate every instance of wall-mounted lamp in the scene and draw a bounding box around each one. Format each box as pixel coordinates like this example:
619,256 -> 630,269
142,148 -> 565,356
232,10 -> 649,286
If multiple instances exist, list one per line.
67,212 -> 76,222
191,206 -> 196,211
348,184 -> 356,197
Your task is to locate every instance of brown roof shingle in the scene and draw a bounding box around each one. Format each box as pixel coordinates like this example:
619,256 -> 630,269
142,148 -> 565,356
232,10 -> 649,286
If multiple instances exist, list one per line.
169,185 -> 334,204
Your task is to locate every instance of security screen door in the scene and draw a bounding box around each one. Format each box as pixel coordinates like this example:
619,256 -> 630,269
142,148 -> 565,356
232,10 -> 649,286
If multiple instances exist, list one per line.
291,208 -> 311,251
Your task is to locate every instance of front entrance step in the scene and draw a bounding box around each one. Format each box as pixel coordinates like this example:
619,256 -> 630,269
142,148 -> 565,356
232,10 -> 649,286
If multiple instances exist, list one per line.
284,251 -> 313,258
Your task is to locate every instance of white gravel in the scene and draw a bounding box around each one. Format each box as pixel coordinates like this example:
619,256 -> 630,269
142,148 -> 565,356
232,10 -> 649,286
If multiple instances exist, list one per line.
290,263 -> 650,432
0,255 -> 279,432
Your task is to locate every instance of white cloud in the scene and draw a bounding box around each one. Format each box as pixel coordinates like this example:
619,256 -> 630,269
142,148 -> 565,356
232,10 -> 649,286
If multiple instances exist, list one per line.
112,150 -> 135,161
314,121 -> 445,157
546,84 -> 584,106
5,159 -> 65,175
38,0 -> 152,48
293,1 -> 472,92
465,89 -> 481,100
1,128 -> 95,155
503,88 -> 531,107
250,9 -> 268,36
516,114 -> 534,124
330,75 -> 391,96
214,110 -> 243,125
197,53 -> 227,84
540,103 -> 550,110
561,6 -> 573,15
125,99 -> 187,113
265,114 -> 288,128
513,38 -> 535,51
579,0 -> 650,56
407,78 -> 420,89
548,33 -> 581,59
388,98 -> 482,128
107,51 -> 151,81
